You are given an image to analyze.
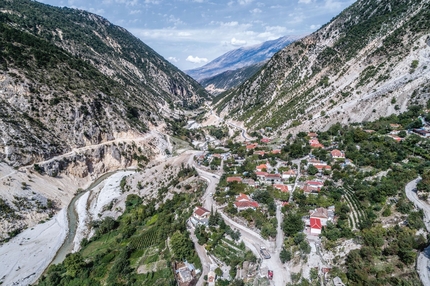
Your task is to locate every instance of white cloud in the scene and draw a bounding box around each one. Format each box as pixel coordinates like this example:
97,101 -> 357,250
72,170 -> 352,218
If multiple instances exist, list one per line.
231,38 -> 247,46
238,0 -> 253,5
129,9 -> 141,14
250,8 -> 262,14
178,31 -> 192,37
298,0 -> 313,3
144,0 -> 161,4
310,24 -> 321,29
168,57 -> 179,63
88,8 -> 105,14
186,55 -> 208,64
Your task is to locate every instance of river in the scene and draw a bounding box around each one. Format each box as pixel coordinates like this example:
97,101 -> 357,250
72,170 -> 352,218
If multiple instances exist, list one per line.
49,171 -> 119,265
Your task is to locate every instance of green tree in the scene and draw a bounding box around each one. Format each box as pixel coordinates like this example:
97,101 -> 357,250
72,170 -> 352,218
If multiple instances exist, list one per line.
280,247 -> 292,263
307,164 -> 318,175
282,212 -> 304,237
170,231 -> 193,260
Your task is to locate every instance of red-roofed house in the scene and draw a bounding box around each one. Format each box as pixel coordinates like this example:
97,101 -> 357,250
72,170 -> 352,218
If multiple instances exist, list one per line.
330,149 -> 345,159
270,149 -> 281,155
256,163 -> 268,172
234,193 -> 259,211
265,173 -> 282,184
315,165 -> 332,171
310,217 -> 322,234
246,143 -> 258,150
274,184 -> 290,192
282,169 -> 296,180
227,177 -> 243,183
308,132 -> 318,138
193,206 -> 210,220
303,181 -> 324,194
255,171 -> 269,181
191,206 -> 211,226
254,150 -> 265,156
309,139 -> 324,148
310,207 -> 330,226
261,138 -> 271,144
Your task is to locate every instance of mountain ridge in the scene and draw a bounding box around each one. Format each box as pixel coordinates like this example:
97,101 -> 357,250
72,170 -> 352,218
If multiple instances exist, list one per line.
214,0 -> 430,133
0,0 -> 208,166
186,35 -> 299,82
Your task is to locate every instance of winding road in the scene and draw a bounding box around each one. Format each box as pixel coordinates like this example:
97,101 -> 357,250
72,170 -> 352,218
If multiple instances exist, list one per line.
404,176 -> 430,286
193,162 -> 290,285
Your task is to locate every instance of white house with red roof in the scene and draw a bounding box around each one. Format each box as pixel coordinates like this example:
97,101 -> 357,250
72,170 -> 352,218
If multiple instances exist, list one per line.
261,138 -> 271,144
191,206 -> 211,226
303,181 -> 324,194
234,193 -> 259,211
246,143 -> 258,150
264,173 -> 282,184
308,132 -> 318,138
330,149 -> 345,159
282,169 -> 296,180
255,171 -> 268,181
310,217 -> 322,234
254,150 -> 265,156
256,163 -> 269,172
227,177 -> 243,183
274,184 -> 290,192
310,207 -> 330,226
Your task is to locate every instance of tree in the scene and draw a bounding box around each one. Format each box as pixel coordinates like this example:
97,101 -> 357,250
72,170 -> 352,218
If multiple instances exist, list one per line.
280,247 -> 292,263
215,267 -> 223,277
170,231 -> 193,260
307,164 -> 318,175
282,212 -> 304,237
64,253 -> 85,278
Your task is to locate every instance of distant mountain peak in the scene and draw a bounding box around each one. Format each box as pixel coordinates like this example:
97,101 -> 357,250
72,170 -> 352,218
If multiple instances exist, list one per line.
185,35 -> 301,82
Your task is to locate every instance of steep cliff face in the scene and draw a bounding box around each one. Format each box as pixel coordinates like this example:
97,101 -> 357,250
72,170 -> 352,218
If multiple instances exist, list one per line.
0,0 -> 208,166
214,0 -> 430,132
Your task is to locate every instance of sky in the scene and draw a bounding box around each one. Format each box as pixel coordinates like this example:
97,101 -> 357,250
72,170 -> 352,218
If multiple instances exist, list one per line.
37,0 -> 354,70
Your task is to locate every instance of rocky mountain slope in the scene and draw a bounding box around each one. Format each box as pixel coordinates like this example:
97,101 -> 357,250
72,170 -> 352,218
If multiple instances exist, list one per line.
0,0 -> 208,166
186,36 -> 298,86
214,0 -> 430,132
200,62 -> 266,95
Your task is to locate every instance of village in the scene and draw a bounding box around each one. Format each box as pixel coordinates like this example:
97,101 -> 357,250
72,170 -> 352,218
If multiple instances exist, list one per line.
177,107 -> 430,286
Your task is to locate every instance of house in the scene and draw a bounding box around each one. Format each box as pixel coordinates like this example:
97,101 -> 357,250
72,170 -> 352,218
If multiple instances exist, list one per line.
390,124 -> 402,129
256,163 -> 269,172
330,149 -> 345,159
208,270 -> 216,286
255,171 -> 269,181
308,132 -> 318,138
254,150 -> 265,156
315,165 -> 332,172
191,206 -> 211,226
303,181 -> 324,194
234,193 -> 259,211
193,206 -> 210,220
310,207 -> 330,226
387,134 -> 403,142
175,261 -> 197,284
243,178 -> 257,187
413,129 -> 430,137
261,138 -> 271,144
246,143 -> 258,150
227,177 -> 243,183
274,184 -> 289,192
265,173 -> 282,184
310,217 -> 322,234
282,169 -> 296,180
270,149 -> 281,155
309,139 -> 324,148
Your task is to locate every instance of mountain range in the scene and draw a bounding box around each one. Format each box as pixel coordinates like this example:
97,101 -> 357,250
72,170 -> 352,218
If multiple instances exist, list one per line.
186,36 -> 299,94
214,0 -> 430,133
